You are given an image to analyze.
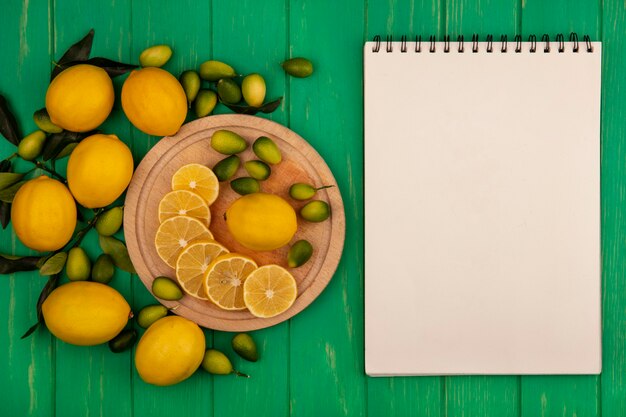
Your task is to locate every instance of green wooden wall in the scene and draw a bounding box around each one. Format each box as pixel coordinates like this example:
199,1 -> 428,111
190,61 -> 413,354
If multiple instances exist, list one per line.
1,0 -> 624,416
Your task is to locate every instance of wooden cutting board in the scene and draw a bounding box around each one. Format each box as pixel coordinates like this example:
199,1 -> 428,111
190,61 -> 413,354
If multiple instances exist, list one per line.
124,114 -> 345,331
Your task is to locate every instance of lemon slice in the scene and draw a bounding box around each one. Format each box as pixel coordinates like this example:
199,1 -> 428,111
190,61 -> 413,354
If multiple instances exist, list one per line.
171,163 -> 219,206
155,216 -> 213,268
176,241 -> 229,300
204,254 -> 257,310
158,189 -> 211,226
243,265 -> 297,318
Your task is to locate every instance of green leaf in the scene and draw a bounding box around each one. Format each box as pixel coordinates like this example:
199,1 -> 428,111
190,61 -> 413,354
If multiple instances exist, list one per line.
0,160 -> 11,228
37,274 -> 59,314
51,29 -> 94,80
22,274 -> 59,339
20,322 -> 40,339
0,172 -> 23,191
55,143 -> 78,159
99,235 -> 136,273
39,252 -> 67,276
0,180 -> 27,203
223,97 -> 282,115
0,254 -> 41,274
57,57 -> 137,78
42,130 -> 96,160
0,201 -> 9,229
0,94 -> 21,146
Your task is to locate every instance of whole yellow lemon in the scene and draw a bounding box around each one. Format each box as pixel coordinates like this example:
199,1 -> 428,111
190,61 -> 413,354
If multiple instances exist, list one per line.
45,64 -> 114,132
135,316 -> 205,386
67,133 -> 134,208
226,193 -> 297,251
42,281 -> 131,346
11,175 -> 76,251
121,67 -> 187,136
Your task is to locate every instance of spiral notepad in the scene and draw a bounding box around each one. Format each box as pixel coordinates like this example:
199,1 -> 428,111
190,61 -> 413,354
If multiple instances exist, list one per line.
364,34 -> 602,376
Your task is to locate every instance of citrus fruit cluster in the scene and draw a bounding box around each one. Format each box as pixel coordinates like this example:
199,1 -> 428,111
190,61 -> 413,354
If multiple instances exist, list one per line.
0,28 -> 321,388
11,133 -> 133,258
154,163 -> 298,318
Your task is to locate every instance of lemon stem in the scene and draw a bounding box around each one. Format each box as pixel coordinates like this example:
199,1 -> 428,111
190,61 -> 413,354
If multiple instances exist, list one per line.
315,185 -> 335,191
67,209 -> 104,249
233,370 -> 250,378
6,152 -> 17,161
70,226 -> 91,249
34,162 -> 66,183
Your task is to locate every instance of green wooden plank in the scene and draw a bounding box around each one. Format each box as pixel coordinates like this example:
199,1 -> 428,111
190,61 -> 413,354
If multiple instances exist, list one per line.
521,0 -> 601,39
600,0 -> 626,415
444,1 -> 520,416
288,1 -> 366,416
519,4 -> 602,417
447,376 -> 520,417
521,375 -> 600,417
0,1 -> 55,416
51,1 -> 134,415
445,0 -> 519,37
128,1 -> 214,416
210,1 -> 290,415
211,0 -> 288,122
366,0 -> 442,39
365,1 -> 443,415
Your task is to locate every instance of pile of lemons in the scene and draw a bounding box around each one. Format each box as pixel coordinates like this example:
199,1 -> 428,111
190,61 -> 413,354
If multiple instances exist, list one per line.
12,133 -> 133,251
7,34 -> 318,389
15,47 -> 188,252
18,43 -> 193,388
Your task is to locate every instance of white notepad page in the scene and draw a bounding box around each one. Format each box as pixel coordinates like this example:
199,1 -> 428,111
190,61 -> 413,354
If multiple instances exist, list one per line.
364,41 -> 602,376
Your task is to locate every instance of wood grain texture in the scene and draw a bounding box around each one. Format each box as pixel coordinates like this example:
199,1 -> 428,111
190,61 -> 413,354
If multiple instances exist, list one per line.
518,4 -> 602,416
600,1 -> 626,416
445,0 -> 519,36
1,0 -> 626,415
288,1 -> 366,416
444,1 -> 521,415
0,1 -> 54,416
51,2 -> 135,417
521,0 -> 601,39
366,1 -> 443,416
129,1 -> 214,416
124,115 -> 345,330
209,1 -> 292,416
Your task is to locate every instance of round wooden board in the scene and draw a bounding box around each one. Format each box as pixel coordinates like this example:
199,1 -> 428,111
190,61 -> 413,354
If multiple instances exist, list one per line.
124,114 -> 345,331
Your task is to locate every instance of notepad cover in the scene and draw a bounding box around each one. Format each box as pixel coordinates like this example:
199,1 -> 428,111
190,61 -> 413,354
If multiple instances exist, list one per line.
364,41 -> 602,375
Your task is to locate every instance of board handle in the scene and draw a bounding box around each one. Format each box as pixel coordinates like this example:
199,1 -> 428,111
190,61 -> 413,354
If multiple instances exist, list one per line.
371,33 -> 593,53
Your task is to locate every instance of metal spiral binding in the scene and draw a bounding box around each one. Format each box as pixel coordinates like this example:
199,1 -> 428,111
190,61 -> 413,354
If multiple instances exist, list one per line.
529,35 -> 537,52
584,35 -> 593,52
515,35 -> 522,53
556,34 -> 565,52
472,34 -> 479,52
500,35 -> 508,52
570,32 -> 579,52
542,34 -> 551,52
371,33 -> 593,53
